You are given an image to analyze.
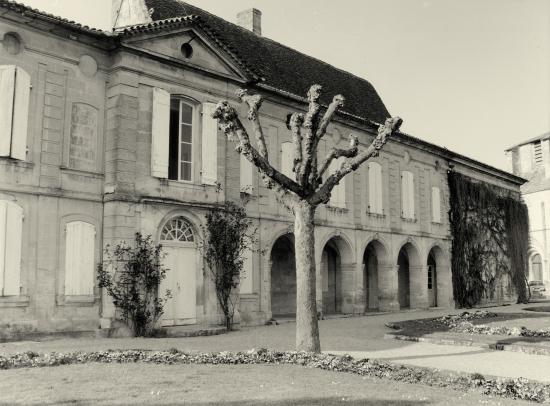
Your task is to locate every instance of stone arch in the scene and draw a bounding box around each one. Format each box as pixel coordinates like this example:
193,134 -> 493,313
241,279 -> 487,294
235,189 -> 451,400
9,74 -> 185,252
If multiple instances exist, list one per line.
269,232 -> 296,317
396,240 -> 421,309
362,238 -> 390,311
319,232 -> 355,314
156,209 -> 202,244
427,245 -> 448,308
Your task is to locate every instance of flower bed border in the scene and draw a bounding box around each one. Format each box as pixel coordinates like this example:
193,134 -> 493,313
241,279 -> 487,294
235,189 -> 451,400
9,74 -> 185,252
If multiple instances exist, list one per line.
1,349 -> 549,403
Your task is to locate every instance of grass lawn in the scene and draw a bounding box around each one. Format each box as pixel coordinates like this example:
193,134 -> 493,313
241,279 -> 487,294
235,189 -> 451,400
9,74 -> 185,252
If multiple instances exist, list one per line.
0,363 -> 535,405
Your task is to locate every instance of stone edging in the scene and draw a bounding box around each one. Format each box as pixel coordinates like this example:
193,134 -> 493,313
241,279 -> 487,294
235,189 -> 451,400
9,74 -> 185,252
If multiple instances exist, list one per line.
1,349 -> 549,403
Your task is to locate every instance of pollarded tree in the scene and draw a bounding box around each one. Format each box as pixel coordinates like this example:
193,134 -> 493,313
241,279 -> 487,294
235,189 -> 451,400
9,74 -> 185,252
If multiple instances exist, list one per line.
213,85 -> 402,352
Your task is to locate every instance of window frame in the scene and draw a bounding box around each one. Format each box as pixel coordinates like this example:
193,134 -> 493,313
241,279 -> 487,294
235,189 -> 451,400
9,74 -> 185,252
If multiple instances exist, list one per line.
176,99 -> 195,183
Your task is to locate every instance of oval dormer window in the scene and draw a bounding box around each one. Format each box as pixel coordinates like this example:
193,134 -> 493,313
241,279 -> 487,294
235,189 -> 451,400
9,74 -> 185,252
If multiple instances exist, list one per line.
181,43 -> 193,59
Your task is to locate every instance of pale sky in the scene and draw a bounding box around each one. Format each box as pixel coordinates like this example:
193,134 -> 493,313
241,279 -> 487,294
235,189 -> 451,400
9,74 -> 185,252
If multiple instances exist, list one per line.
21,0 -> 550,171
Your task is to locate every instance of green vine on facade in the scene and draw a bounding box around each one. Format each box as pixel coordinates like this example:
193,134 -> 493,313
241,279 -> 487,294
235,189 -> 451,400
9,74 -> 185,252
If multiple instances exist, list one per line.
448,172 -> 529,307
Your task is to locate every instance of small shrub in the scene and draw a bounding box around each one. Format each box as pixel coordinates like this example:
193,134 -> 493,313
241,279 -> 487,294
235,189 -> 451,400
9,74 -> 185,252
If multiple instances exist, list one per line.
97,233 -> 171,337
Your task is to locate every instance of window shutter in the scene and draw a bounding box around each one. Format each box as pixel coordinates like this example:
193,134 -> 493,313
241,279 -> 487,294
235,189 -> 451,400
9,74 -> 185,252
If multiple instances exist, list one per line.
151,88 -> 170,178
11,67 -> 30,161
408,173 -> 415,218
65,221 -> 95,296
375,164 -> 383,213
0,66 -> 15,157
369,162 -> 382,214
401,172 -> 409,218
432,186 -> 441,223
329,158 -> 346,208
281,142 -> 294,178
240,154 -> 254,193
201,102 -> 218,185
0,201 -> 7,295
240,249 -> 253,294
3,202 -> 23,296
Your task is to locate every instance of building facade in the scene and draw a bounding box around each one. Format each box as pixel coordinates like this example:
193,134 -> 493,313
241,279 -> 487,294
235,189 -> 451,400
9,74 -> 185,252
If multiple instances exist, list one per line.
0,0 -> 524,335
506,133 -> 550,287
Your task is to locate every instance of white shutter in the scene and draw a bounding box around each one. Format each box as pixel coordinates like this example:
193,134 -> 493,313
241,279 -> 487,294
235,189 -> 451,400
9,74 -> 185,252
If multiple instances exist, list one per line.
240,154 -> 254,192
401,172 -> 408,218
240,249 -> 253,294
11,67 -> 30,161
65,221 -> 95,296
201,102 -> 218,185
329,158 -> 346,208
368,162 -> 382,214
3,202 -> 22,296
0,201 -> 7,295
281,142 -> 293,178
0,66 -> 15,157
408,173 -> 415,219
151,87 -> 170,178
432,186 -> 441,223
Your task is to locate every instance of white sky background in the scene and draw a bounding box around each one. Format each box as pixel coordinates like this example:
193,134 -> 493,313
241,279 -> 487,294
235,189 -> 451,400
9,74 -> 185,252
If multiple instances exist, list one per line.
21,0 -> 550,171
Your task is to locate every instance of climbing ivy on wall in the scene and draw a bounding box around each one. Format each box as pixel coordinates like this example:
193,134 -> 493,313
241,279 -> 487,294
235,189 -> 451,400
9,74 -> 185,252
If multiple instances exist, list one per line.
448,172 -> 529,307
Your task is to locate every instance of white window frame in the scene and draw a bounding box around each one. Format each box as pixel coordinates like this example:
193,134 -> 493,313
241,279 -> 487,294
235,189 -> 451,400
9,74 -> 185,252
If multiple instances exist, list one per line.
176,99 -> 195,183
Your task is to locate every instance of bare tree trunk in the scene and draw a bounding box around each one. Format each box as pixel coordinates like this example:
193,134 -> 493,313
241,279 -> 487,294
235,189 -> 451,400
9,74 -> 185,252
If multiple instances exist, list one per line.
294,201 -> 320,352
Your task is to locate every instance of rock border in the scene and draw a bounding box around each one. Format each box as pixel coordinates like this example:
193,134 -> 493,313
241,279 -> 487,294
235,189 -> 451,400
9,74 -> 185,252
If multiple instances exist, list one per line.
1,349 -> 549,403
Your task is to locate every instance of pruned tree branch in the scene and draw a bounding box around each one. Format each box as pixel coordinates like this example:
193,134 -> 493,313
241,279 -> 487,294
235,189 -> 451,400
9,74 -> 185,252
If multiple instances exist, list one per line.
213,101 -> 303,206
317,134 -> 359,182
289,113 -> 304,176
309,117 -> 403,205
298,85 -> 323,186
237,89 -> 269,160
316,94 -> 345,140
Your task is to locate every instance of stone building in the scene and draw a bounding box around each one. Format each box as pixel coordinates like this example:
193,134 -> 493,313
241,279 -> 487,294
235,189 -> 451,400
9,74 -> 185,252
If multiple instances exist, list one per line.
506,133 -> 550,286
0,0 -> 525,334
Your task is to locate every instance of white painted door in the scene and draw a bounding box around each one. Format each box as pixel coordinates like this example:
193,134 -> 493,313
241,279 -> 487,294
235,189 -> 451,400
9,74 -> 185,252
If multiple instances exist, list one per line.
161,245 -> 197,326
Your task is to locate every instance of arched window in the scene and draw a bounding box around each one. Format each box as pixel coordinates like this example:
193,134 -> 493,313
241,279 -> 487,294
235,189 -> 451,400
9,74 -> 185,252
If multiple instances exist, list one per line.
160,217 -> 195,243
368,162 -> 383,214
65,221 -> 95,296
0,200 -> 23,296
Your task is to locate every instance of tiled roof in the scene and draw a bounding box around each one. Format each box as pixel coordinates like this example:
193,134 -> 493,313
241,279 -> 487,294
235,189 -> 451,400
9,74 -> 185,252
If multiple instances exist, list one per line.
143,0 -> 391,124
0,0 -> 112,37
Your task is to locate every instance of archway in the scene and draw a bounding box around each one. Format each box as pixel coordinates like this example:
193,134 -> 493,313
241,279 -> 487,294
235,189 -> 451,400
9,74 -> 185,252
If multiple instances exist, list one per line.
427,251 -> 438,307
320,235 -> 354,314
396,242 -> 421,309
159,216 -> 198,326
321,243 -> 341,314
270,233 -> 296,317
362,240 -> 388,311
530,253 -> 543,281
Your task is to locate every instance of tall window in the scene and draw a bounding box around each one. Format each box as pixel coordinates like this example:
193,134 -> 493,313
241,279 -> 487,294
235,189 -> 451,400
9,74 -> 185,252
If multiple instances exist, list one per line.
368,162 -> 383,214
64,221 -> 95,296
401,171 -> 415,219
0,200 -> 23,296
240,154 -> 254,193
0,65 -> 30,161
431,186 -> 441,223
169,99 -> 193,181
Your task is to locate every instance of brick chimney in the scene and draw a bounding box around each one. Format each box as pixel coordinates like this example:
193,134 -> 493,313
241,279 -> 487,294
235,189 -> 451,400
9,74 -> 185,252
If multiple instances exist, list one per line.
112,0 -> 152,29
237,8 -> 262,36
